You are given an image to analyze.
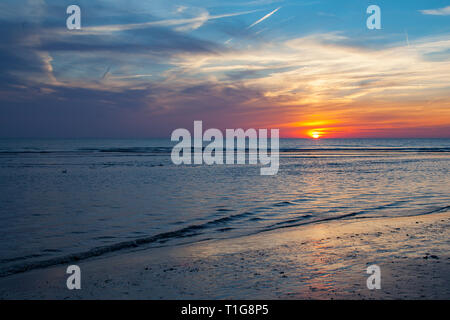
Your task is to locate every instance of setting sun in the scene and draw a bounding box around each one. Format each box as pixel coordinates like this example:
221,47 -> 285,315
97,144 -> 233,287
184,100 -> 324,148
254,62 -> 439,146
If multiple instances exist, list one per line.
310,131 -> 321,139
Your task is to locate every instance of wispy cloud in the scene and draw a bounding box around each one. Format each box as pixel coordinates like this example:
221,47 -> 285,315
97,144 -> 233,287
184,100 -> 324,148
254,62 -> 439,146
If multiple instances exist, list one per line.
247,7 -> 281,29
2,1 -> 450,138
420,6 -> 450,16
82,9 -> 261,34
165,32 -> 450,135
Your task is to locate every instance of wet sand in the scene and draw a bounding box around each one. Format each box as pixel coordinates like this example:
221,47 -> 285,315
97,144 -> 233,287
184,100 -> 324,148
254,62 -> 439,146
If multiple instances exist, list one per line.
0,211 -> 449,299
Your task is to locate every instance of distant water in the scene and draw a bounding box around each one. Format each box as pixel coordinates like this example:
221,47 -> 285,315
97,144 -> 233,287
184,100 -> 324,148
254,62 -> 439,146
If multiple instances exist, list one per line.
0,138 -> 449,276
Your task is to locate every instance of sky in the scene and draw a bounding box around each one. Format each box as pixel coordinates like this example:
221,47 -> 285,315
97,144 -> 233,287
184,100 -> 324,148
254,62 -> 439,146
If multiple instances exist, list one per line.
0,0 -> 449,138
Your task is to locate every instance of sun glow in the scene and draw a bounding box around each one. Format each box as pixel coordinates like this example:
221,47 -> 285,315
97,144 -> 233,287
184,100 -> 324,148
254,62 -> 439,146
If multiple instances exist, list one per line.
309,131 -> 321,139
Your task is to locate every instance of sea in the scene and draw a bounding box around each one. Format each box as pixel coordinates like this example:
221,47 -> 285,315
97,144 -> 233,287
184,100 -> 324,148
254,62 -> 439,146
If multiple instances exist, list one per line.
0,138 -> 449,276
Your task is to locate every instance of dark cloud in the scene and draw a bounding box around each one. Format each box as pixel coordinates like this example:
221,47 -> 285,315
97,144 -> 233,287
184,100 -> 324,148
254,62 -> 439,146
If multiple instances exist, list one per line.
0,22 -> 48,84
225,66 -> 297,81
0,76 -> 278,138
37,26 -> 223,55
0,3 -> 237,138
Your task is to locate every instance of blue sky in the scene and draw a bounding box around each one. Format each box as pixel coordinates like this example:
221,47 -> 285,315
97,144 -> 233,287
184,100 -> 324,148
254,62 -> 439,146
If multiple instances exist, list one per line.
0,0 -> 449,137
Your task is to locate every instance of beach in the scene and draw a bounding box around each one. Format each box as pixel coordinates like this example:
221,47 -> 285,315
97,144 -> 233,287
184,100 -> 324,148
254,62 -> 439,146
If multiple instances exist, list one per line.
0,138 -> 448,299
1,209 -> 449,300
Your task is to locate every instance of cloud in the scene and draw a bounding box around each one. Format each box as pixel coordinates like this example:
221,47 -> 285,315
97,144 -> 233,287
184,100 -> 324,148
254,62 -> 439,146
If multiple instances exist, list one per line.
39,26 -> 222,54
81,9 -> 261,34
1,1 -> 450,138
163,32 -> 450,136
0,17 -> 227,93
420,6 -> 450,16
172,32 -> 450,102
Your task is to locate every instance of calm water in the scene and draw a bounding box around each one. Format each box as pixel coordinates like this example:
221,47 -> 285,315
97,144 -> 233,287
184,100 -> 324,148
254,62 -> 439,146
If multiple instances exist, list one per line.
0,138 -> 449,275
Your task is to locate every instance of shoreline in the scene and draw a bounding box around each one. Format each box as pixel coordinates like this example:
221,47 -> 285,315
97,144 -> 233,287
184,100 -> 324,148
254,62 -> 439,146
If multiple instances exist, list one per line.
0,211 -> 449,299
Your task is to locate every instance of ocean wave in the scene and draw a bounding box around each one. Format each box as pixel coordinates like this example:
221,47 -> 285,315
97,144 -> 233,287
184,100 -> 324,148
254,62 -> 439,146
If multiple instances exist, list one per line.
261,205 -> 450,233
1,204 -> 448,278
0,208 -> 259,277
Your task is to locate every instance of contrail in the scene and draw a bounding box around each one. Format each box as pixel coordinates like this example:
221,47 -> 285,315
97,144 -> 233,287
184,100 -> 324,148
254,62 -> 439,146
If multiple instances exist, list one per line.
405,29 -> 410,47
101,66 -> 111,80
247,7 -> 281,29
